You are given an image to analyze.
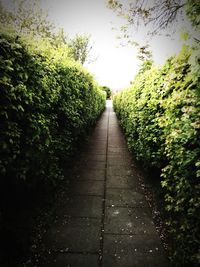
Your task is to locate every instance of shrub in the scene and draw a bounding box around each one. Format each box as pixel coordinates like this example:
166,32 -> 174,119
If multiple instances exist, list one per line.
113,46 -> 200,266
0,30 -> 105,189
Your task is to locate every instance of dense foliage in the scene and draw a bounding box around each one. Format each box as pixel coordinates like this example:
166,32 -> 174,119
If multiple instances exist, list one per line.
0,30 -> 105,189
68,34 -> 93,65
113,46 -> 200,266
101,85 -> 112,99
0,0 -> 94,65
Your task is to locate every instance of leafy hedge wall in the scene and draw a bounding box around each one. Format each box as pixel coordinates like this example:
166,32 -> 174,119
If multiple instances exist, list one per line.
113,46 -> 200,266
0,31 -> 105,189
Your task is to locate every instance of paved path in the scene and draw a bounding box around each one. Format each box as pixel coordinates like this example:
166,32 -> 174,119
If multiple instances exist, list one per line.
37,101 -> 169,267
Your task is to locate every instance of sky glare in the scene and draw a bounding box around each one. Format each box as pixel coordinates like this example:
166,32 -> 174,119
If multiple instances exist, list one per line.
2,0 -> 188,90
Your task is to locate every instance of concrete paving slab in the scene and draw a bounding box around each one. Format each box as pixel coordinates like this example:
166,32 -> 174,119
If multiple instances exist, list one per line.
90,135 -> 107,140
78,161 -> 106,169
55,195 -> 102,218
87,144 -> 107,151
108,148 -> 128,154
106,175 -> 139,190
107,151 -> 132,158
85,149 -> 106,155
88,140 -> 107,145
78,160 -> 106,170
107,166 -> 133,177
43,217 -> 101,252
107,154 -> 132,162
88,141 -> 106,149
103,234 -> 169,267
40,253 -> 99,267
74,169 -> 105,181
71,180 -> 104,196
104,206 -> 156,235
107,159 -> 131,168
106,188 -> 148,207
79,154 -> 106,162
108,137 -> 127,143
107,154 -> 132,159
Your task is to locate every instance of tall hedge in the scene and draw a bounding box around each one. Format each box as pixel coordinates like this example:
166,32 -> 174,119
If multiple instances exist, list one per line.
0,31 -> 105,189
113,46 -> 200,266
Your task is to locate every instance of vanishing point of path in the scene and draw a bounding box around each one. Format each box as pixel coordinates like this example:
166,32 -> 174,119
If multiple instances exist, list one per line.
36,100 -> 169,267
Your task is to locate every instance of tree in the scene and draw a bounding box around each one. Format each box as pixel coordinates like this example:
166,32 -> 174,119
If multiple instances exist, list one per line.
68,34 -> 94,65
107,0 -> 190,35
0,1 -> 96,65
0,0 -> 55,39
185,1 -> 200,32
107,0 -> 200,58
0,1 -> 13,26
101,86 -> 112,99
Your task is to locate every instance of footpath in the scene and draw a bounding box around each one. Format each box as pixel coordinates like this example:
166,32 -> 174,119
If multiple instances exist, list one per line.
35,100 -> 169,267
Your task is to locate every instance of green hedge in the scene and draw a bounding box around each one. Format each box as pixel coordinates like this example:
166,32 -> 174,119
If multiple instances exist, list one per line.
113,46 -> 200,266
0,31 -> 105,188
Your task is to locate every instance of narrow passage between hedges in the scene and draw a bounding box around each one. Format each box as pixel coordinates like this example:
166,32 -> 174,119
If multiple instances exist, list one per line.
36,100 -> 169,267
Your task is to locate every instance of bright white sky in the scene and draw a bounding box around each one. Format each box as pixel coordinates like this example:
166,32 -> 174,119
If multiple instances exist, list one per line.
40,0 -> 142,90
2,0 -> 188,90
